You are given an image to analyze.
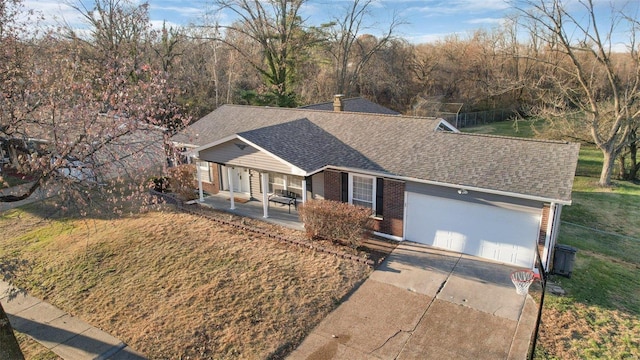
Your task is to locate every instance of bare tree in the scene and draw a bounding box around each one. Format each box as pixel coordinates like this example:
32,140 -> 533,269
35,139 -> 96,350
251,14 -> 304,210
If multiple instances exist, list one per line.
206,0 -> 317,107
355,38 -> 414,110
517,0 -> 640,186
152,22 -> 184,73
322,0 -> 400,97
1,0 -> 187,205
618,125 -> 639,180
64,0 -> 151,72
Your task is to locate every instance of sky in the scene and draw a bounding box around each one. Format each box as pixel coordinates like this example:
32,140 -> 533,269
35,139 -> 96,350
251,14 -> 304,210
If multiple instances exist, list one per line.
22,0 -> 637,47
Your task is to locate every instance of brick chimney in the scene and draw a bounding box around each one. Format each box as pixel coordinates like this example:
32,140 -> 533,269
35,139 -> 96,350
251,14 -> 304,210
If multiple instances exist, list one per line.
333,94 -> 345,112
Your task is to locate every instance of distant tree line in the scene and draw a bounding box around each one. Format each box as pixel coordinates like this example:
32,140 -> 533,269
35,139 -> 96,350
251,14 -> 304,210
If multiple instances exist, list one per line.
169,0 -> 640,187
1,0 -> 639,201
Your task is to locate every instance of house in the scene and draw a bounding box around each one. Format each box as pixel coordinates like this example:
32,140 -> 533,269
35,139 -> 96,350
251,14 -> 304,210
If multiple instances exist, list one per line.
1,115 -> 167,183
171,96 -> 580,271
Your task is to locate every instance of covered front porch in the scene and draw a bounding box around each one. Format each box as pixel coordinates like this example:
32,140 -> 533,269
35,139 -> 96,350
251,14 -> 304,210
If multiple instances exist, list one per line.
197,191 -> 304,231
191,133 -> 318,220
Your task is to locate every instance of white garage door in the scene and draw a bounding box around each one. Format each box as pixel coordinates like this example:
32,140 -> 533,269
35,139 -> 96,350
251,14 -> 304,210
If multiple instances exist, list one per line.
405,192 -> 541,268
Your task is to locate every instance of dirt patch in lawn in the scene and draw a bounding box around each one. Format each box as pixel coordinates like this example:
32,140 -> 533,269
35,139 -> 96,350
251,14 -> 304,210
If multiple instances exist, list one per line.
538,301 -> 639,359
1,207 -> 372,359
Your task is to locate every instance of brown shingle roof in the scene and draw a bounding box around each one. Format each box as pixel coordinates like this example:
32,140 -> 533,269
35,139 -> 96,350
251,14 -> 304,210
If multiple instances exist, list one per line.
173,105 -> 579,202
299,97 -> 400,115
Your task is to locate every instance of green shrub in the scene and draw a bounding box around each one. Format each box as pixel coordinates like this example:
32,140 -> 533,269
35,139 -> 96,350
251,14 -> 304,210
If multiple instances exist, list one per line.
299,200 -> 373,248
168,164 -> 197,201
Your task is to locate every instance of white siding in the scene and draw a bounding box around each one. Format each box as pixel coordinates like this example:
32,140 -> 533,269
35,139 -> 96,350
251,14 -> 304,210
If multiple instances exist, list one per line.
199,140 -> 292,174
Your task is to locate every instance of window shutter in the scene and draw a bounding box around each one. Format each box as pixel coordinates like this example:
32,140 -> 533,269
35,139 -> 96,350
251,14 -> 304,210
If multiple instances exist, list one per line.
306,176 -> 313,192
306,176 -> 313,199
376,178 -> 384,216
341,172 -> 349,202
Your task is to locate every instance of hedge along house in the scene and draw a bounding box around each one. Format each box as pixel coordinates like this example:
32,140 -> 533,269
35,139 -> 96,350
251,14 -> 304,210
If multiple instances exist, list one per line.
171,100 -> 580,271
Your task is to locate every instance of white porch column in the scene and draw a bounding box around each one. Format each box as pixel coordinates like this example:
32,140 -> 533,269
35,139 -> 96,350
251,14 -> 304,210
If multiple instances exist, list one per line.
301,178 -> 307,203
196,159 -> 204,202
227,167 -> 235,210
261,172 -> 269,218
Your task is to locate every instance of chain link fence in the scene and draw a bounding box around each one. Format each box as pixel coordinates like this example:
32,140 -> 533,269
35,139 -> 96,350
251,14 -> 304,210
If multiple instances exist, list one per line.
438,108 -> 519,128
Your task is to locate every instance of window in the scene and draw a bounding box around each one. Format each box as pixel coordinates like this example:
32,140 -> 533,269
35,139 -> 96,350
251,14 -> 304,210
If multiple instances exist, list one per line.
268,173 -> 302,198
349,174 -> 375,210
288,176 -> 302,192
268,173 -> 285,192
196,161 -> 211,182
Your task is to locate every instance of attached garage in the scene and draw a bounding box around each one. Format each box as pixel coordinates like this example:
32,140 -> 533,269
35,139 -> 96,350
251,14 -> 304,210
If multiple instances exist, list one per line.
404,189 -> 542,268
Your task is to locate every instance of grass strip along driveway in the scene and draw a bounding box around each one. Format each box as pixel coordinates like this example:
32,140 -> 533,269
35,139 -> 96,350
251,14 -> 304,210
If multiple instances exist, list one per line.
465,122 -> 640,359
0,205 -> 371,359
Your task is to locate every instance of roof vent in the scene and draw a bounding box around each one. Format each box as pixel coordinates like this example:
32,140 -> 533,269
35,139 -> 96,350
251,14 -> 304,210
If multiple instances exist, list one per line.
333,94 -> 345,112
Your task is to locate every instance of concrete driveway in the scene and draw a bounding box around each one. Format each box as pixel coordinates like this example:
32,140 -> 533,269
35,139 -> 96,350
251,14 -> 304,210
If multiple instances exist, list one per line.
288,242 -> 538,360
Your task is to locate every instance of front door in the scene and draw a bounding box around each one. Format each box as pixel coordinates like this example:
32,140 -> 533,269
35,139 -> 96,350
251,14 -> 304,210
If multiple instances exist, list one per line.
223,166 -> 250,194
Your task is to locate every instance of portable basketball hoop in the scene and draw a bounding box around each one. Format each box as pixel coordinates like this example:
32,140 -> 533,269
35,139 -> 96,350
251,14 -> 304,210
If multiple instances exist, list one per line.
510,269 -> 536,295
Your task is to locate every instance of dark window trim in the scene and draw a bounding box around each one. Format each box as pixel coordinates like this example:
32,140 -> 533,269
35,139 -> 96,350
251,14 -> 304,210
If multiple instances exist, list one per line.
341,172 -> 349,202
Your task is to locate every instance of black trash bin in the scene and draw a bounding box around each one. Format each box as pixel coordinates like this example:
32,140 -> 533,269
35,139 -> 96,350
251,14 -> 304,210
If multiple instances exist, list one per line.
553,244 -> 577,278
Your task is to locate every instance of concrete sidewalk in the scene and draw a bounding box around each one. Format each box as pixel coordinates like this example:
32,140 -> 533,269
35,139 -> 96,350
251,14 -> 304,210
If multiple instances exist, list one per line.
288,242 -> 539,359
1,281 -> 145,360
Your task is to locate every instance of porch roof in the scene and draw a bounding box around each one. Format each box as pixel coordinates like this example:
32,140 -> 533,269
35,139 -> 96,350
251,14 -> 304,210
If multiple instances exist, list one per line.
193,118 -> 387,176
240,118 -> 387,173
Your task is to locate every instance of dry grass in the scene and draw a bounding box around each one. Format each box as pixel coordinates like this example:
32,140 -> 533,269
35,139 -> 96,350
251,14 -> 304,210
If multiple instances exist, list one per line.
1,206 -> 371,359
537,303 -> 639,359
14,332 -> 62,360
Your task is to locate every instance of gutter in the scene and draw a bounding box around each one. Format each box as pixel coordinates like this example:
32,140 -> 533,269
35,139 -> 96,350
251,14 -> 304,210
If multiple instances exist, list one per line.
309,165 -> 573,206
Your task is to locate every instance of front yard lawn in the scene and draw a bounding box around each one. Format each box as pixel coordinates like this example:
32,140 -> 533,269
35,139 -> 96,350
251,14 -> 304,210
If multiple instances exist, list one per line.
1,205 -> 371,359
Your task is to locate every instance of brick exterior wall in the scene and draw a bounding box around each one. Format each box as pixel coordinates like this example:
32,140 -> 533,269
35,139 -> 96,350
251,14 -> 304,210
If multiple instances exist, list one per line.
377,179 -> 405,237
537,204 -> 551,264
539,204 -> 550,245
322,170 -> 405,238
324,170 -> 342,201
194,163 -> 220,194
